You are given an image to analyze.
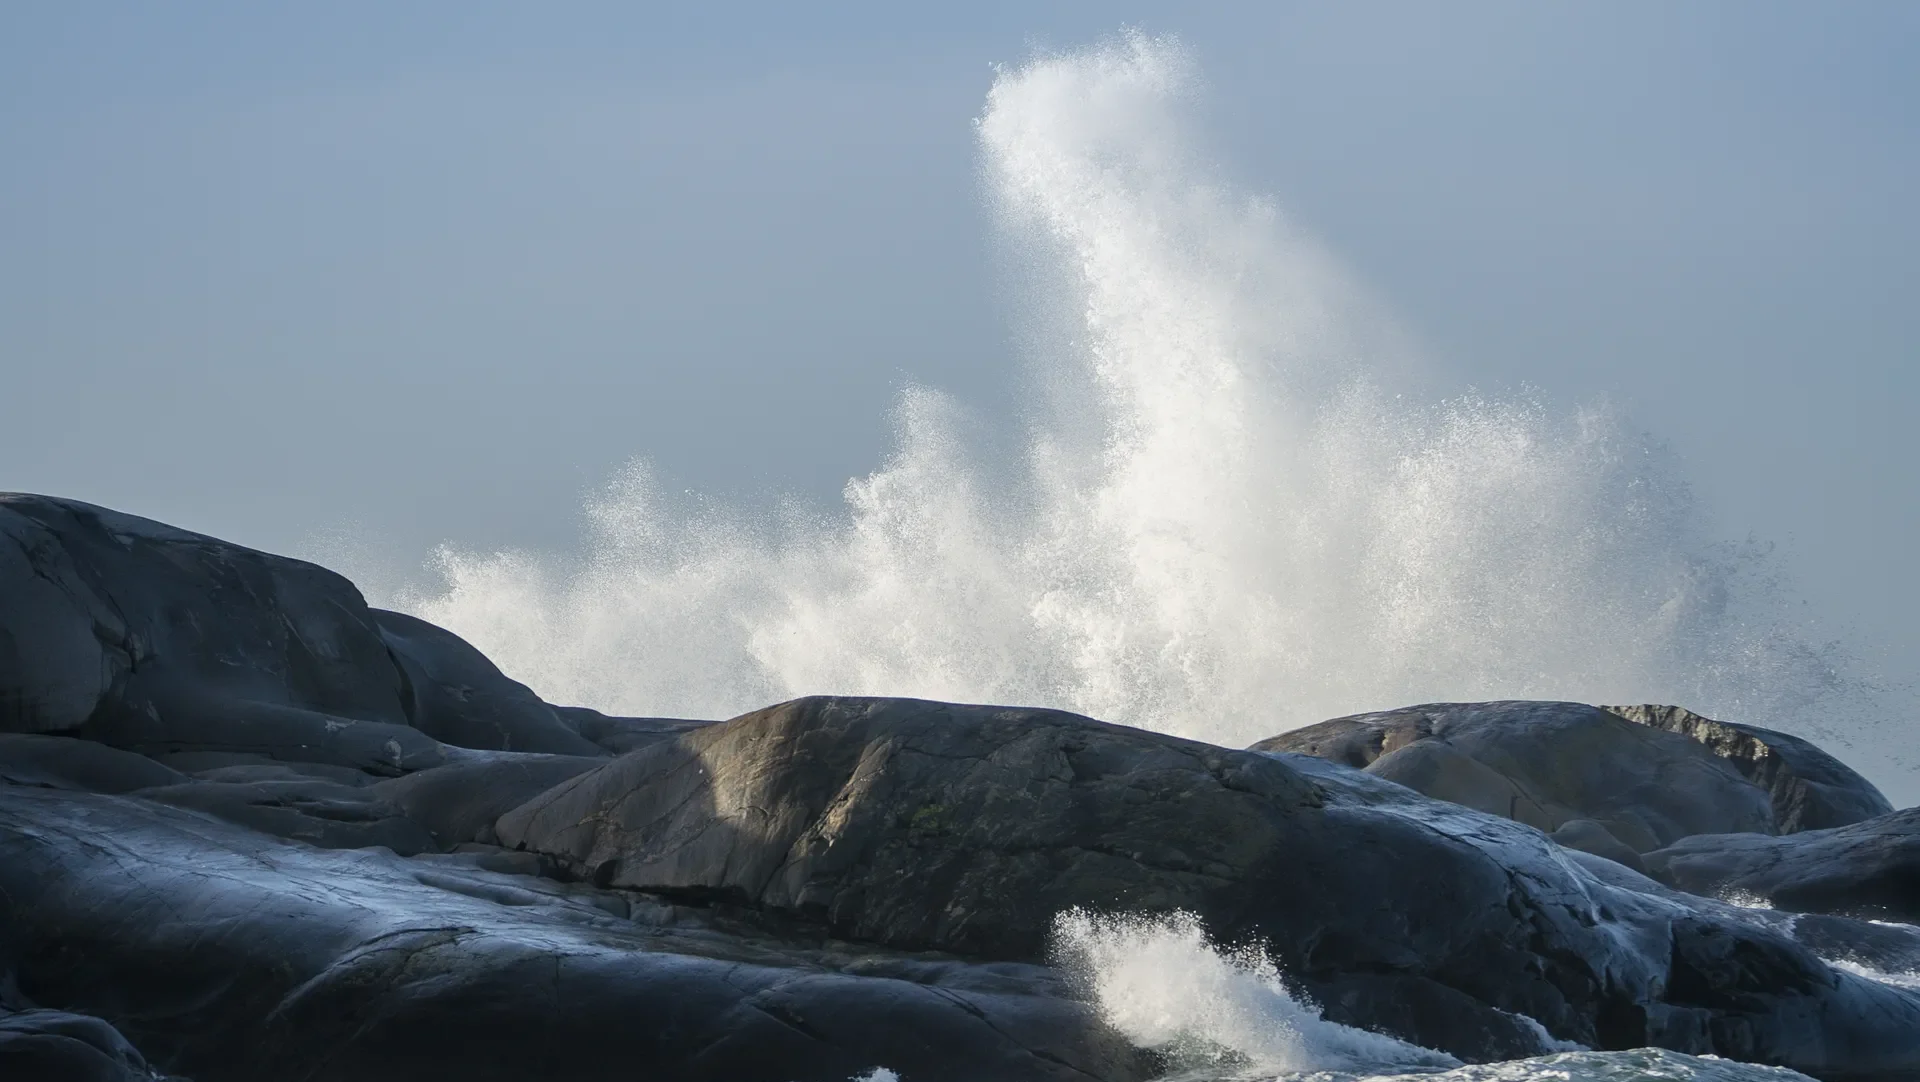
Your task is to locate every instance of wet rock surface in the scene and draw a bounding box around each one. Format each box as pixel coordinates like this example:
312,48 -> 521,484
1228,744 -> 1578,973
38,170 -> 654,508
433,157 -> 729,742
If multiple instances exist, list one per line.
1602,705 -> 1892,834
1644,808 -> 1920,923
0,1004 -> 175,1082
1252,701 -> 1782,851
2,492 -> 1918,1082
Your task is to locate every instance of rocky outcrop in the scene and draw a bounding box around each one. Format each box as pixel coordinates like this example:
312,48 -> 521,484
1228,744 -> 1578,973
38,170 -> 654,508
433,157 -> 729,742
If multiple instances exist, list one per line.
0,784 -> 1151,1082
1602,705 -> 1892,833
1250,701 -> 1777,852
0,494 -> 589,776
372,609 -> 604,757
551,705 -> 717,754
1644,808 -> 1920,923
369,752 -> 604,847
5,492 -> 1920,1081
0,1005 -> 175,1082
0,494 -> 409,740
495,695 -> 1920,1072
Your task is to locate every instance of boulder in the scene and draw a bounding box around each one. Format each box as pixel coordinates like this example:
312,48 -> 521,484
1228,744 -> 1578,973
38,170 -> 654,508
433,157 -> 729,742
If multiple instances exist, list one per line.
0,494 -> 411,739
371,609 -> 604,757
0,733 -> 186,794
1602,705 -> 1893,833
164,755 -> 377,787
1644,807 -> 1920,923
1550,819 -> 1648,875
496,695 -> 1920,1072
133,778 -> 438,856
0,1006 -> 172,1082
551,705 -> 716,754
0,784 -> 1152,1082
0,494 -> 615,784
1252,701 -> 1776,851
368,752 -> 604,847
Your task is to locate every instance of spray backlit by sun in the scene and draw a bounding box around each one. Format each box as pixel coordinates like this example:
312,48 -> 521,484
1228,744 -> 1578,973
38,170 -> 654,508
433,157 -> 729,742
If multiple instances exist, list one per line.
402,32 -> 1867,754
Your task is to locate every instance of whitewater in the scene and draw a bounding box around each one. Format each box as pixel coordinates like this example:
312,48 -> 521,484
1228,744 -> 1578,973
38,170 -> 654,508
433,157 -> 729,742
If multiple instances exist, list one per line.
380,32 -> 1912,1081
395,31 -> 1888,765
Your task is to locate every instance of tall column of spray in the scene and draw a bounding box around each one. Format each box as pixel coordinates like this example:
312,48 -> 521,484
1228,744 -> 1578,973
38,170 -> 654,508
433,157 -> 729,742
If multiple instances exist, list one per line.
406,32 -> 1874,755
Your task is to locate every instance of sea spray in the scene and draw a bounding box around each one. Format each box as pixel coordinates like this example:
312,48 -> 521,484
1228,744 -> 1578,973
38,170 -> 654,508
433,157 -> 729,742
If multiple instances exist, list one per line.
399,32 -> 1886,769
1049,908 -> 1458,1075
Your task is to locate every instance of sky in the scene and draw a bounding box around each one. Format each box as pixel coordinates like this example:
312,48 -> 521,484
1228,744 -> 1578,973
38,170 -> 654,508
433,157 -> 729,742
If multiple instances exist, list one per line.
4,4 -> 1917,703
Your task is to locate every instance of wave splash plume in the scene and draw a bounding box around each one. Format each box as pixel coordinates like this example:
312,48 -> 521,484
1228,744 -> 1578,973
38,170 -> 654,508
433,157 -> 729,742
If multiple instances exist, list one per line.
1049,908 -> 1820,1082
401,32 -> 1876,758
1050,908 -> 1457,1076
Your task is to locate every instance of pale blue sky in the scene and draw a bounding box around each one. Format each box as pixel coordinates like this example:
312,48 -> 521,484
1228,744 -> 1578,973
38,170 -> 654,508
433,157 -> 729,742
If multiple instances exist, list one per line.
5,4 -> 1917,685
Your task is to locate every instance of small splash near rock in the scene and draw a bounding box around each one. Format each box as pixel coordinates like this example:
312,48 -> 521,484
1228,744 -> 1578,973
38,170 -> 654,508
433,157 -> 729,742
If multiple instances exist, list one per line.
1049,908 -> 1458,1076
1281,1047 -> 1817,1081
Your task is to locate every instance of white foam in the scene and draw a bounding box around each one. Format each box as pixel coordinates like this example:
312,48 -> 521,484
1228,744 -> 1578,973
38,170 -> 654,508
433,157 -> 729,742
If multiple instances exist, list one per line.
1050,908 -> 1458,1075
1829,958 -> 1920,990
395,32 -> 1890,762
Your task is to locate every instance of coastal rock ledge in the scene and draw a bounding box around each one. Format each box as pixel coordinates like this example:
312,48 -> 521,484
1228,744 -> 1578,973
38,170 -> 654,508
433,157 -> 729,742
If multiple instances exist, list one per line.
1,492 -> 1916,1082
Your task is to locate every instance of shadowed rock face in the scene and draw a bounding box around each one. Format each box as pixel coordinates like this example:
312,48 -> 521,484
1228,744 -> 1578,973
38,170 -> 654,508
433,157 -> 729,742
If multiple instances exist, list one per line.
1603,705 -> 1893,834
0,785 -> 1149,1082
0,495 -> 405,729
0,494 -> 612,774
372,609 -> 604,757
1251,701 -> 1778,854
0,1005 -> 177,1082
1645,808 -> 1920,923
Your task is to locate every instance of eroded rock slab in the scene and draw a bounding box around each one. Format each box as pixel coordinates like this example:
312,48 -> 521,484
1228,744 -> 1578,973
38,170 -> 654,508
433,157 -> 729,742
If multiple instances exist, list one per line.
1645,808 -> 1920,924
0,784 -> 1151,1082
1603,705 -> 1892,833
496,695 -> 1920,1073
1252,701 -> 1777,851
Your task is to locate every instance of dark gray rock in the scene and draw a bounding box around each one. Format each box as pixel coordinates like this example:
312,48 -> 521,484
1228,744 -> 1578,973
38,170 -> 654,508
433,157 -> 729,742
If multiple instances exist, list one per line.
166,756 -> 376,787
1550,818 -> 1648,874
551,705 -> 716,754
1252,701 -> 1776,850
0,494 -> 477,779
368,752 -> 603,847
0,784 -> 1152,1082
0,734 -> 186,794
89,698 -> 457,778
134,778 -> 437,856
0,1006 -> 170,1082
496,695 -> 1920,1073
1644,808 -> 1920,923
0,494 -> 409,732
1602,705 -> 1893,833
371,609 -> 604,757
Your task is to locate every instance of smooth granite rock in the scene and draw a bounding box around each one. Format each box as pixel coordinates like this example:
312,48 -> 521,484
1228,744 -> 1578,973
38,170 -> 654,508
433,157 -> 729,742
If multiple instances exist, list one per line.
496,695 -> 1920,1073
0,495 -> 408,736
1644,808 -> 1920,923
0,733 -> 187,794
369,752 -> 604,847
132,777 -> 438,856
0,1005 -> 172,1082
372,609 -> 604,757
1252,701 -> 1778,851
1603,705 -> 1892,833
551,705 -> 717,755
0,784 -> 1151,1082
